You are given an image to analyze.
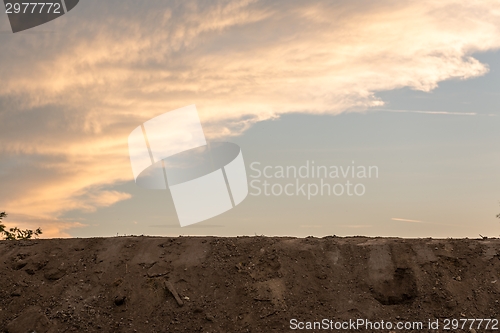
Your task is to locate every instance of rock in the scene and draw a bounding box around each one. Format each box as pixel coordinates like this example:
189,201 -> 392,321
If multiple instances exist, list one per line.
114,294 -> 126,306
12,260 -> 27,270
113,278 -> 123,286
10,289 -> 21,297
147,263 -> 170,278
6,306 -> 52,333
44,268 -> 66,280
35,260 -> 48,270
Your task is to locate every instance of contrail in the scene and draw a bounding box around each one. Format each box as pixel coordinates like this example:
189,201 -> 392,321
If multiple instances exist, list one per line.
391,217 -> 455,227
391,218 -> 425,223
370,109 -> 478,116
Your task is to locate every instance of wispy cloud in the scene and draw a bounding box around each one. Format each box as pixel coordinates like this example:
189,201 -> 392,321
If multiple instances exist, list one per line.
371,109 -> 478,116
391,217 -> 455,227
391,218 -> 425,223
1,0 -> 500,235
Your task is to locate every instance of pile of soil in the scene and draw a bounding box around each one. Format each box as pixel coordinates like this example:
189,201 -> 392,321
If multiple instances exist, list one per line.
1,236 -> 499,332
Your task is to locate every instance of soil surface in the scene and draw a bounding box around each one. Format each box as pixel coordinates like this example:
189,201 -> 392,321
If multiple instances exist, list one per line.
1,236 -> 500,333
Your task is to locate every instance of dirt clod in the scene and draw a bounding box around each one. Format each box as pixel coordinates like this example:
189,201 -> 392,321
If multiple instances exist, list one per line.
114,295 -> 126,306
44,268 -> 66,281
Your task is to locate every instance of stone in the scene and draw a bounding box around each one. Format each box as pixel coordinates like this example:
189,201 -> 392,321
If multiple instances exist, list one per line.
147,263 -> 170,278
114,294 -> 126,306
44,268 -> 66,280
12,260 -> 27,270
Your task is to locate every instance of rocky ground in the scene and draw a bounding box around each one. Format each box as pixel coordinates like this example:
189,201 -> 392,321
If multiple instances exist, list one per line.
1,236 -> 500,332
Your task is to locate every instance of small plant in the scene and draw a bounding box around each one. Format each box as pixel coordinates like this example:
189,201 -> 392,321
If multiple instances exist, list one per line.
0,211 -> 43,240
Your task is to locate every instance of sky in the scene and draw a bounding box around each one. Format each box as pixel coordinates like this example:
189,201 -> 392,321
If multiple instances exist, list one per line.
0,0 -> 499,238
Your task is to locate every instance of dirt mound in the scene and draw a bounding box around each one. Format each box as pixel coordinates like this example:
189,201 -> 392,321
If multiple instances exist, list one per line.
1,236 -> 499,332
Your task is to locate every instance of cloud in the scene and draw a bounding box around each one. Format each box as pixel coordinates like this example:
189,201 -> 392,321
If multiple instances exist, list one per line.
371,109 -> 478,116
1,0 -> 500,235
2,1 -> 499,130
391,217 -> 455,227
391,218 -> 425,223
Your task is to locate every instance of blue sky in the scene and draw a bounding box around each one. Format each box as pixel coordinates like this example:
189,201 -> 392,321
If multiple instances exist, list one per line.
62,50 -> 500,238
